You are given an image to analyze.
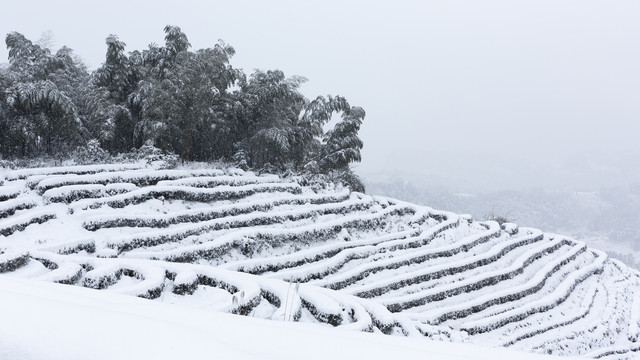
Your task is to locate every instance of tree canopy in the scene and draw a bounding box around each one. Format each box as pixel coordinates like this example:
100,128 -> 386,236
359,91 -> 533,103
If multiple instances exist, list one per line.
0,26 -> 365,189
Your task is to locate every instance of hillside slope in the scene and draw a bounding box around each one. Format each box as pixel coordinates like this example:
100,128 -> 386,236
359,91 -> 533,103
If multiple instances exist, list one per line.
0,275 -> 582,360
0,163 -> 639,359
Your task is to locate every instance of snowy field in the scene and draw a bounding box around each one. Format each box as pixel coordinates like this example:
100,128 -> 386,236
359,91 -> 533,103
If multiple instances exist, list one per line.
1,163 -> 639,359
0,276 -> 580,360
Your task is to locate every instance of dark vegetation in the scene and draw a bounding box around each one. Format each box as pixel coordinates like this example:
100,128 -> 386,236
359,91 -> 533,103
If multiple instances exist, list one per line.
0,26 -> 365,190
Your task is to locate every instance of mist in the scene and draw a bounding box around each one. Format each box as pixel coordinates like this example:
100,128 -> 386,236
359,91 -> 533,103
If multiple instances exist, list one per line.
2,1 -> 639,194
2,1 -> 640,257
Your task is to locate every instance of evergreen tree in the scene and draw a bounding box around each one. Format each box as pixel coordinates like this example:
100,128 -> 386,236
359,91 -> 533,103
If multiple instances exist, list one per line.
238,69 -> 306,169
296,95 -> 351,170
320,106 -> 365,171
93,35 -> 140,153
128,26 -> 239,161
2,32 -> 88,157
0,25 -> 366,188
94,35 -> 135,103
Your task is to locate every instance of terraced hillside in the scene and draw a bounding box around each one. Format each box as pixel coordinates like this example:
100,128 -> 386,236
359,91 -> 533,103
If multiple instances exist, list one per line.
1,163 -> 639,359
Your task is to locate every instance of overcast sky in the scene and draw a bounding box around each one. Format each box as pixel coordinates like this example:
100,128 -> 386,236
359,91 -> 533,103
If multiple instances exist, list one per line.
2,1 -> 639,192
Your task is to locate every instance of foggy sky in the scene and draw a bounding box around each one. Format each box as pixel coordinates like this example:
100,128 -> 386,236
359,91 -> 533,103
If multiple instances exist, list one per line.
2,0 -> 640,192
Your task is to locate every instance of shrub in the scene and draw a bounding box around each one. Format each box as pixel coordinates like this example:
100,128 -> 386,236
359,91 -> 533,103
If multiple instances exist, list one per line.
74,139 -> 111,165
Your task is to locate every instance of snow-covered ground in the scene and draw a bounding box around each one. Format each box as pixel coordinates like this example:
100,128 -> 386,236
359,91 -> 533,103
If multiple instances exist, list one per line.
1,163 -> 639,359
0,276 -> 579,360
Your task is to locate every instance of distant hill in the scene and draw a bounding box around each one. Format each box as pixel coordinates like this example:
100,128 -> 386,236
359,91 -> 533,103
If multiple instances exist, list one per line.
1,163 -> 639,358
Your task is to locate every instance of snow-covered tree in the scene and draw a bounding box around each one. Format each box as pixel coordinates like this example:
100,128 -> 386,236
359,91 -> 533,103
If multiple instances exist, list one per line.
1,32 -> 90,157
0,25 -> 366,180
124,26 -> 240,161
237,69 -> 306,169
320,106 -> 365,171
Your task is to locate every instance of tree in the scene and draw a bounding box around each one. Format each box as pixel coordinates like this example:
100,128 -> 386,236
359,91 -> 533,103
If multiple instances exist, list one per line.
93,35 -> 141,153
296,95 -> 350,170
128,26 -> 239,161
319,106 -> 365,171
1,32 -> 90,157
94,35 -> 134,103
237,69 -> 306,169
0,25 -> 366,183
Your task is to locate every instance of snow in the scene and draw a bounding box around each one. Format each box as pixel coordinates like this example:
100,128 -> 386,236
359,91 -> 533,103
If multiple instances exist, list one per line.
460,249 -> 607,334
4,163 -> 143,181
370,234 -> 559,305
630,286 -> 640,342
0,206 -> 60,236
0,196 -> 38,218
37,239 -> 95,255
318,221 -> 501,294
0,276 -> 580,360
1,164 -> 640,358
0,186 -> 21,201
43,183 -> 138,203
157,174 -> 283,187
34,168 -> 228,193
410,242 -> 591,324
68,182 -> 302,210
0,248 -> 30,272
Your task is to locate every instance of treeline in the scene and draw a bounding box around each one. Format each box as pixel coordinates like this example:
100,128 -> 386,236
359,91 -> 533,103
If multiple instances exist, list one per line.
0,26 -> 365,189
